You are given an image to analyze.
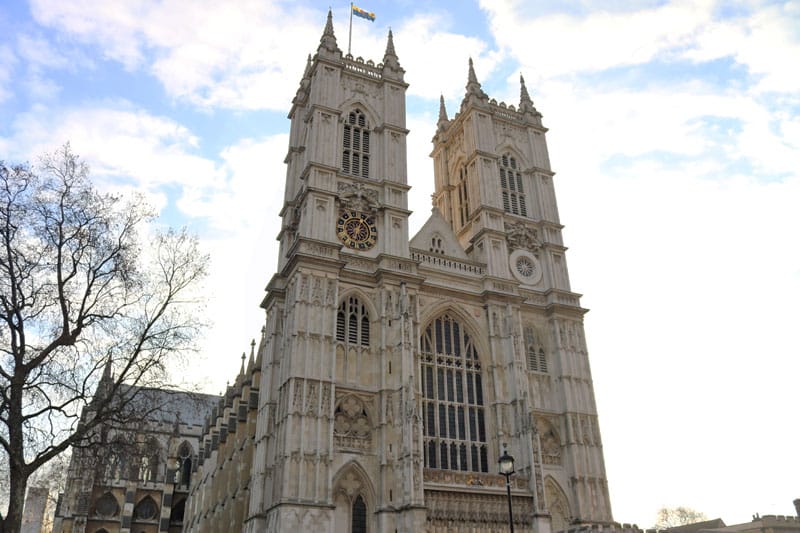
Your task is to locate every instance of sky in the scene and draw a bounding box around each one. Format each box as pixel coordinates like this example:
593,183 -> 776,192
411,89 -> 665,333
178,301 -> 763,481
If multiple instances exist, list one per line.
1,0 -> 799,527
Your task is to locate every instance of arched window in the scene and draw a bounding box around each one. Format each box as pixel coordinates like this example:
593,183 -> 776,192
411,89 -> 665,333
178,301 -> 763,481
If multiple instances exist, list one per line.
93,492 -> 119,518
457,166 -> 470,227
133,496 -> 159,521
343,109 -> 370,178
336,297 -> 369,346
500,154 -> 527,216
420,314 -> 488,472
351,495 -> 367,533
524,326 -> 548,373
177,441 -> 193,487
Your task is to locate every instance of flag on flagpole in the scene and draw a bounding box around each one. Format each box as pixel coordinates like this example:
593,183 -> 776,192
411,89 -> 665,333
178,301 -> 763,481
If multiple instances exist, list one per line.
352,5 -> 376,21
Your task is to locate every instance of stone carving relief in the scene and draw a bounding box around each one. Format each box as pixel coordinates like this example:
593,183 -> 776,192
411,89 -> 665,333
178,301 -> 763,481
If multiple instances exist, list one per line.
536,417 -> 562,466
425,490 -> 533,529
506,221 -> 542,252
334,395 -> 372,450
338,182 -> 379,213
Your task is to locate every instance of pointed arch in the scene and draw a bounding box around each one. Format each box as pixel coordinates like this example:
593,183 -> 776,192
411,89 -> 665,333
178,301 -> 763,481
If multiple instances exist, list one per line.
132,495 -> 159,521
332,461 -> 376,533
92,491 -> 120,518
544,476 -> 571,533
524,324 -> 549,373
341,105 -> 375,179
177,440 -> 194,487
336,292 -> 373,347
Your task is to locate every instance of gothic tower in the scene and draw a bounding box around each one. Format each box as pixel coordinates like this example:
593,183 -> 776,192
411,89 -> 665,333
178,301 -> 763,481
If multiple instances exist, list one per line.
242,12 -> 614,533
247,12 -> 426,533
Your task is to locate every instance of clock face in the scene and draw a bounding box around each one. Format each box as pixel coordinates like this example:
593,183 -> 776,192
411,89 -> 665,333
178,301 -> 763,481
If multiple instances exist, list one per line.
336,210 -> 378,250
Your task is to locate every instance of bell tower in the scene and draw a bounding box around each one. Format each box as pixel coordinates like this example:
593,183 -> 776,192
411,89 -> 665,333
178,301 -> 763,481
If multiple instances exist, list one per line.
276,11 -> 410,274
428,61 -> 614,526
248,11 -> 425,533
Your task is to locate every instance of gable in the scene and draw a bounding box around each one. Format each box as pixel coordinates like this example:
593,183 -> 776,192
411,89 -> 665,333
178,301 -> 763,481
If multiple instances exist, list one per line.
409,207 -> 469,260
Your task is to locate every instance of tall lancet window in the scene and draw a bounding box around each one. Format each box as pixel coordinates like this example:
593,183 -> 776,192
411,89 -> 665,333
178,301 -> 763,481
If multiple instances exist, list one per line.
337,296 -> 370,346
500,153 -> 527,217
457,166 -> 470,227
421,314 -> 488,473
343,109 -> 370,178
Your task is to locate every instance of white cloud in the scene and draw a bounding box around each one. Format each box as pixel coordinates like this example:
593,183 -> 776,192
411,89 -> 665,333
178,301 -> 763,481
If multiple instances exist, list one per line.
395,14 -> 500,102
29,0 -> 327,110
481,0 -> 715,80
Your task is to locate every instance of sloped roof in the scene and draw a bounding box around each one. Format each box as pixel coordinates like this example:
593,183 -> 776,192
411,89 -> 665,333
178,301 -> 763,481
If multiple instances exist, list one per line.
409,207 -> 469,260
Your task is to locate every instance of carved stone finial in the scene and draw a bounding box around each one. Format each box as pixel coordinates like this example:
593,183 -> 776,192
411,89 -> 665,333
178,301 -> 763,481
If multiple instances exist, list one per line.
519,74 -> 535,114
317,9 -> 341,57
463,57 -> 488,107
437,95 -> 449,131
506,221 -> 541,252
382,28 -> 404,79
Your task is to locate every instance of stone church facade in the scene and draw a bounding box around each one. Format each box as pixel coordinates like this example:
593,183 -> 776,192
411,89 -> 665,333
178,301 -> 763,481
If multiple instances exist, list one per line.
185,11 -> 614,533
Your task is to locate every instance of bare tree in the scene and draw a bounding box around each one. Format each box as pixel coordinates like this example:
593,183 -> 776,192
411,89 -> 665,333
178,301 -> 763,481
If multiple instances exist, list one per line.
0,144 -> 208,533
655,506 -> 709,529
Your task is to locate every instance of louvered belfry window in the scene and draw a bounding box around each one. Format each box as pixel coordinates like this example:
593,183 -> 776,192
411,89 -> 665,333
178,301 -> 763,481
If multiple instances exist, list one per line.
420,314 -> 488,473
336,297 -> 370,346
342,109 -> 370,178
499,153 -> 527,216
525,326 -> 548,373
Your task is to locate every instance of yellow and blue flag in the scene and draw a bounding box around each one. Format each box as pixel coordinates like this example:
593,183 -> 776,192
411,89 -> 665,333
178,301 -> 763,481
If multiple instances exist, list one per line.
352,5 -> 376,22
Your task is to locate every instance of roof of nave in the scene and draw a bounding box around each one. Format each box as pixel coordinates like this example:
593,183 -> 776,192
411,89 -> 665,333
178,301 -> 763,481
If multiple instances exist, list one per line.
116,385 -> 219,428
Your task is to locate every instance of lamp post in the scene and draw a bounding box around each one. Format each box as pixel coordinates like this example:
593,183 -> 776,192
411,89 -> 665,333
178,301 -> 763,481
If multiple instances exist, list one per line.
498,443 -> 515,533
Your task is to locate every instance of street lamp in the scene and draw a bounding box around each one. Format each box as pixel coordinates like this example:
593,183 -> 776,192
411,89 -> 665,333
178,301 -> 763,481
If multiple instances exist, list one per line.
498,443 -> 515,533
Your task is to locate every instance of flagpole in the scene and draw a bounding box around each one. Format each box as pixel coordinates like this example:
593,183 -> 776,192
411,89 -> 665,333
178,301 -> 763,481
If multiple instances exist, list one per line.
348,2 -> 353,56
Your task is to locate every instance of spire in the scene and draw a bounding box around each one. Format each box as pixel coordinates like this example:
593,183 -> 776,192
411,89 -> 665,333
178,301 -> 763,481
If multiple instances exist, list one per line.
385,28 -> 396,57
317,9 -> 341,58
437,95 -> 449,132
464,57 -> 488,106
381,28 -> 404,80
247,339 -> 256,373
519,74 -> 535,114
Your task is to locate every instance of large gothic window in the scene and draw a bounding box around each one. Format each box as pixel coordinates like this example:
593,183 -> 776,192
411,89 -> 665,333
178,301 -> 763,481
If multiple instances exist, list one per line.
457,166 -> 470,227
500,153 -> 527,216
420,314 -> 488,473
343,109 -> 370,178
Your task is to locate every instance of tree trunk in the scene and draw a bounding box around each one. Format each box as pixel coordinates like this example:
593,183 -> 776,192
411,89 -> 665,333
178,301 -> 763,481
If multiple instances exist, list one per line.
5,465 -> 28,533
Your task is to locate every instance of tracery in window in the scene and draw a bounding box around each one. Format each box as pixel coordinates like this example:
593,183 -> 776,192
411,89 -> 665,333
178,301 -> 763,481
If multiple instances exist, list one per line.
93,492 -> 119,518
177,441 -> 193,487
343,109 -> 370,178
457,166 -> 470,227
524,326 -> 548,373
420,313 -> 488,472
133,496 -> 158,521
500,153 -> 527,216
336,296 -> 370,346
